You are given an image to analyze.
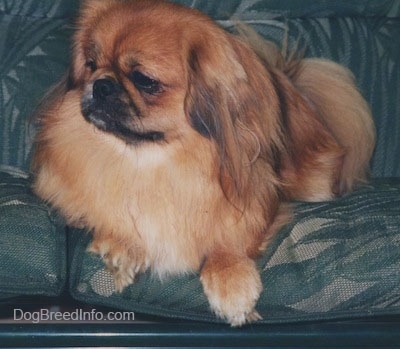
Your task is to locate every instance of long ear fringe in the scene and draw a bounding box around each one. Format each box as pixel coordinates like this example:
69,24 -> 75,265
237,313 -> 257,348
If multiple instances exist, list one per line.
185,29 -> 285,208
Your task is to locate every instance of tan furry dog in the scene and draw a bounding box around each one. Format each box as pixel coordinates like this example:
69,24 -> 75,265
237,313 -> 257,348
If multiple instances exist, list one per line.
31,0 -> 375,326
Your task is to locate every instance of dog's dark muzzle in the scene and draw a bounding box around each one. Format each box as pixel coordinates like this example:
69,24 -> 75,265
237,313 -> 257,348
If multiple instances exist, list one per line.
81,77 -> 128,129
81,78 -> 164,144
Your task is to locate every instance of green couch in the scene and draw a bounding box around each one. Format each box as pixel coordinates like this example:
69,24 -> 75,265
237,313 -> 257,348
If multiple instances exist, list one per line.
1,0 -> 400,347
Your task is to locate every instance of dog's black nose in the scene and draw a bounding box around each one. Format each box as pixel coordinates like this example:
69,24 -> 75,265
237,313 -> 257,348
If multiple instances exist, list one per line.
93,78 -> 119,100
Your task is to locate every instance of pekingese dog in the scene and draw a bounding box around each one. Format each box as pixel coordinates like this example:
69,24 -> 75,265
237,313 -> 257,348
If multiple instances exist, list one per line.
31,0 -> 375,326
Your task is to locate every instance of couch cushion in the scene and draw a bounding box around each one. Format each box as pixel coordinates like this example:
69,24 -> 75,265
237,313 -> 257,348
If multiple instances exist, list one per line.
69,179 -> 400,323
0,168 -> 66,299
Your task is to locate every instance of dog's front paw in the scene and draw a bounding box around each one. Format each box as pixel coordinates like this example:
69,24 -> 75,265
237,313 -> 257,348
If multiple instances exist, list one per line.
200,252 -> 263,327
88,238 -> 149,292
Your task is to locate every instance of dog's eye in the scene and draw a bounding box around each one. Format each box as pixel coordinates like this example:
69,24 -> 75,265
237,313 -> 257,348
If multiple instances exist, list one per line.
130,71 -> 161,95
85,60 -> 97,72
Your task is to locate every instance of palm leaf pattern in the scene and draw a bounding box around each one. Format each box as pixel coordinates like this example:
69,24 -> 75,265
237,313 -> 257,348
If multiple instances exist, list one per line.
257,181 -> 400,321
0,0 -> 76,170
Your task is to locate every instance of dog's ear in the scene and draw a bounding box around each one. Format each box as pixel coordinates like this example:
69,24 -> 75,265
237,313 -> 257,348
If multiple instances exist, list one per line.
185,31 -> 283,204
69,0 -> 119,88
69,0 -> 99,88
69,35 -> 86,89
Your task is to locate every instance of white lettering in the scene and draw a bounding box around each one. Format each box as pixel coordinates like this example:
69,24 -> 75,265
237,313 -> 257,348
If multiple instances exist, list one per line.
13,308 -> 135,323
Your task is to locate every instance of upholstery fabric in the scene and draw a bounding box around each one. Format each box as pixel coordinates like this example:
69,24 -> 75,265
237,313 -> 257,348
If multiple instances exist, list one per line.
69,180 -> 400,323
0,168 -> 66,299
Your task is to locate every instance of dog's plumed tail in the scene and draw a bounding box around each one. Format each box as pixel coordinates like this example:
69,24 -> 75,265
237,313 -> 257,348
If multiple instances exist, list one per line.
237,24 -> 376,197
292,59 -> 376,193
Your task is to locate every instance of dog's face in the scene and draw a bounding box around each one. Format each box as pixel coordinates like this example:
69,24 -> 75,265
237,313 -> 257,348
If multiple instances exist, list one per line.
72,0 -> 196,145
65,0 -> 281,201
70,1 -> 245,144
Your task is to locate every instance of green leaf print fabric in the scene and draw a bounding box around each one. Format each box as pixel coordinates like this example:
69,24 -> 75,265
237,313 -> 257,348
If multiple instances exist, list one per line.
0,0 -> 78,170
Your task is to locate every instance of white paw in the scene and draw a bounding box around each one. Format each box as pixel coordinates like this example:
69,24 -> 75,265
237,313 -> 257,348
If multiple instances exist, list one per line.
88,239 -> 149,292
200,256 -> 263,327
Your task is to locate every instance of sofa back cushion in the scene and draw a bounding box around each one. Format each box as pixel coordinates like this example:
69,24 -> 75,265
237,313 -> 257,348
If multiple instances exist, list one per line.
0,0 -> 78,170
0,0 -> 399,176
